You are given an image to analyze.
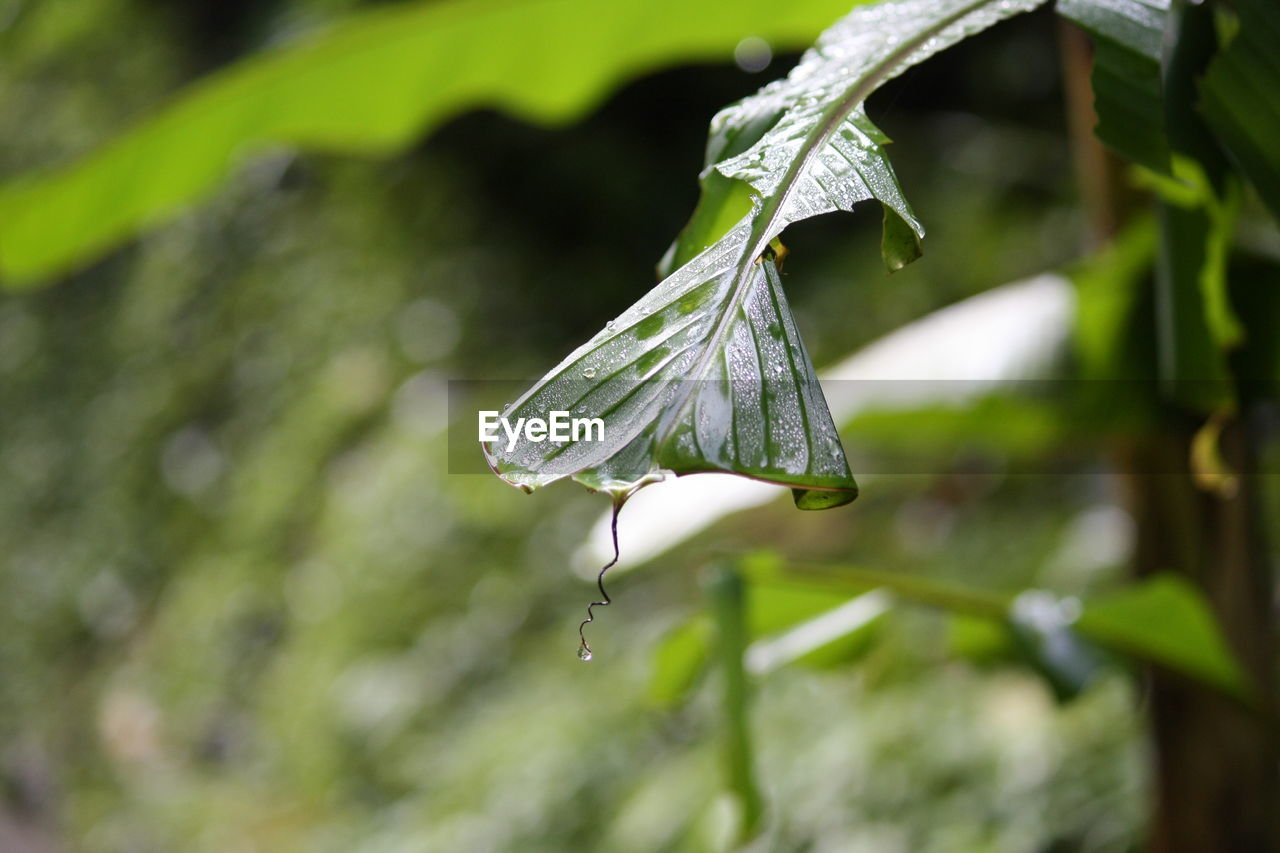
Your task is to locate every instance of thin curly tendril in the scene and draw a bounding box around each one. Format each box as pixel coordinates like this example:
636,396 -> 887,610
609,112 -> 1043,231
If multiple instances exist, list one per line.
576,498 -> 623,662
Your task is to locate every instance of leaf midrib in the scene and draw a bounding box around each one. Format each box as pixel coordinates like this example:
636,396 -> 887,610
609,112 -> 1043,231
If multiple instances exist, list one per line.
654,0 -> 996,457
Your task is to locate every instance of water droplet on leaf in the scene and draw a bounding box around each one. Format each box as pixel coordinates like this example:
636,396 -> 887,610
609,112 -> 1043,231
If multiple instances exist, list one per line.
582,367 -> 597,379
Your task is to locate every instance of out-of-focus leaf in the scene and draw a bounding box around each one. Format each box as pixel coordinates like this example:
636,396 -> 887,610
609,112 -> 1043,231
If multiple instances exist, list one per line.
947,613 -> 1014,664
1071,215 -> 1157,380
1057,0 -> 1171,174
743,551 -> 863,636
1075,573 -> 1251,700
1008,590 -> 1107,702
844,393 -> 1066,460
751,561 -> 1009,618
649,616 -> 714,709
706,564 -> 762,841
743,549 -> 889,670
956,601 -> 1108,706
745,590 -> 889,673
1199,0 -> 1280,221
665,556 -> 1248,704
1229,256 -> 1280,398
747,560 -> 1250,700
1146,2 -> 1241,411
0,0 -> 861,288
649,553 -> 885,702
1161,0 -> 1231,182
487,0 -> 1045,507
1153,162 -> 1238,410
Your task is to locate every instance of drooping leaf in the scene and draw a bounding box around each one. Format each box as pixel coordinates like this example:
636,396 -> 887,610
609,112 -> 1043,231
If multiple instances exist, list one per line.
487,0 -> 1046,506
488,249 -> 857,508
1057,0 -> 1172,175
0,0 -> 861,288
1076,574 -> 1251,699
1199,0 -> 1280,221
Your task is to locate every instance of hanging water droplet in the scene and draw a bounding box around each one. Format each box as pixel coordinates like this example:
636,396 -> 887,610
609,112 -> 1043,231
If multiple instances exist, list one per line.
582,367 -> 597,379
577,645 -> 593,662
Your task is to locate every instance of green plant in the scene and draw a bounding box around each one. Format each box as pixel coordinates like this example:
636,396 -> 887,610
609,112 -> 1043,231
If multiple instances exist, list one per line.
484,0 -> 1043,509
3,0 -> 1277,848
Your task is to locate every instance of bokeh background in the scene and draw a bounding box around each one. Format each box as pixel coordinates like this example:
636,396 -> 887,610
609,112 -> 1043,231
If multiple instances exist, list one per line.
3,0 -> 1267,850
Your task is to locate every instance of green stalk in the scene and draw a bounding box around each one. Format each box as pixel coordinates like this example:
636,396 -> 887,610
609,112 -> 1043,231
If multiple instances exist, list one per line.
707,562 -> 764,842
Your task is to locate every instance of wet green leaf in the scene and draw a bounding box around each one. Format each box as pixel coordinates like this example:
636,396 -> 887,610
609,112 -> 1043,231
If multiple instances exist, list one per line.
486,253 -> 858,508
488,0 -> 1045,505
880,205 -> 924,273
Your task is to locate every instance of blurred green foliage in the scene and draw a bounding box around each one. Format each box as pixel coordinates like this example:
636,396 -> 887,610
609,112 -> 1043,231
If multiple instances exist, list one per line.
0,0 -> 857,286
2,1 -> 1273,851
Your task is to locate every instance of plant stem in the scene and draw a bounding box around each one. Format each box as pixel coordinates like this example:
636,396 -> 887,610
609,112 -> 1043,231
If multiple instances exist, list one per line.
708,562 -> 764,843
